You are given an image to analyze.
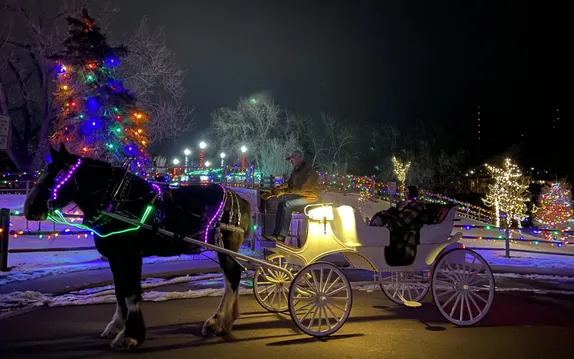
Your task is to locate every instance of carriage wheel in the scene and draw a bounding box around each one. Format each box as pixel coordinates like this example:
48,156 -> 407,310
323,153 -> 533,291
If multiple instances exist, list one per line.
288,262 -> 352,337
431,248 -> 495,326
380,270 -> 431,305
253,254 -> 300,312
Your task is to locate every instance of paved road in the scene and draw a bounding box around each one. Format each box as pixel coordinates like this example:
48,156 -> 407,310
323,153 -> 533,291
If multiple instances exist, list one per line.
1,287 -> 573,359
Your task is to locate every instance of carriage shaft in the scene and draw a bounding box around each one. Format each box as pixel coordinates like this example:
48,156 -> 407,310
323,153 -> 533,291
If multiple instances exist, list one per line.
101,211 -> 294,279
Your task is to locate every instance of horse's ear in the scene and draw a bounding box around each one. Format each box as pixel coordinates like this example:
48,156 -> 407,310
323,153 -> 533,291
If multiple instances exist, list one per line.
49,145 -> 59,161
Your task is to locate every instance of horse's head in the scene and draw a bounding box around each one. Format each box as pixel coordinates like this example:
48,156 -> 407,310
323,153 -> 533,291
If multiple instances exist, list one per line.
24,143 -> 84,221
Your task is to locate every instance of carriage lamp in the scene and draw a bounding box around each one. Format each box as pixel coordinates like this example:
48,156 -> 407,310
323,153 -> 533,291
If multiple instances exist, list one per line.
307,205 -> 334,235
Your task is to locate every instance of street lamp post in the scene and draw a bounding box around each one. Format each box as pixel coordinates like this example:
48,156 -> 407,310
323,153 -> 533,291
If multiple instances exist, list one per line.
183,149 -> 191,171
220,152 -> 226,168
199,141 -> 207,169
172,158 -> 180,177
240,145 -> 247,172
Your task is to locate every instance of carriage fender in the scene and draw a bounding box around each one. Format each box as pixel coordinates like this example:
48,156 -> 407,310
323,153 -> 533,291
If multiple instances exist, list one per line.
425,232 -> 463,266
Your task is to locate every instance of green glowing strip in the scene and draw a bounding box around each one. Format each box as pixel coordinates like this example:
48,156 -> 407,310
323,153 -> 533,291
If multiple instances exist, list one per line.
47,205 -> 153,238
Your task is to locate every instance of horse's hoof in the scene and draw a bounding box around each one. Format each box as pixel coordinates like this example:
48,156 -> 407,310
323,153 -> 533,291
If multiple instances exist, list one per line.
201,317 -> 223,337
111,330 -> 138,350
100,326 -> 120,339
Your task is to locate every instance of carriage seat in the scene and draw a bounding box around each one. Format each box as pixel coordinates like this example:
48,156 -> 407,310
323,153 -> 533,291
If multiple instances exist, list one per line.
329,205 -> 390,247
419,204 -> 458,244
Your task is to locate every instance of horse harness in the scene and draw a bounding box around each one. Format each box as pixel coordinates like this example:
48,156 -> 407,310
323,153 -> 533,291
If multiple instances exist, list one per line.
94,158 -> 245,247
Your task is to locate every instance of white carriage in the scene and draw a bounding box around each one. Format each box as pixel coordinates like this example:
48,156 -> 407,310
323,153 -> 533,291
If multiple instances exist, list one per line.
253,203 -> 496,337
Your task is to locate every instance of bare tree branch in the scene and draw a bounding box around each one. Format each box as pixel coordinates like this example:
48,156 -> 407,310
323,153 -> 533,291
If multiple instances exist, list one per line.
118,16 -> 194,145
211,97 -> 297,176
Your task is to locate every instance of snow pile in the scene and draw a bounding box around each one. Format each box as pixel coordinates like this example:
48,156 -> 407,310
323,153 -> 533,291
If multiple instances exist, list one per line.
0,273 -> 254,308
477,250 -> 574,271
0,247 -> 262,286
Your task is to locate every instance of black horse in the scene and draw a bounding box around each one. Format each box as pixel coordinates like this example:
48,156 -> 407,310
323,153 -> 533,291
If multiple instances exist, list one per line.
24,144 -> 252,350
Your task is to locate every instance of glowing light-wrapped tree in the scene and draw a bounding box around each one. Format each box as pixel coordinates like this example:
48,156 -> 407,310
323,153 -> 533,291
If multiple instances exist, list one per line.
482,158 -> 529,227
392,156 -> 411,186
49,9 -> 150,166
533,182 -> 574,240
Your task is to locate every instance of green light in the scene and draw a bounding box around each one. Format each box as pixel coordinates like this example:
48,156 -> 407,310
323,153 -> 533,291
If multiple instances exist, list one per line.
48,205 -> 153,238
86,75 -> 94,81
116,127 -> 122,133
108,144 -> 113,148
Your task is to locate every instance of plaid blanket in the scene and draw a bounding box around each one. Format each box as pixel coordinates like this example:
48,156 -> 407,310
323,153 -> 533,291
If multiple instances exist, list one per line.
370,201 -> 428,265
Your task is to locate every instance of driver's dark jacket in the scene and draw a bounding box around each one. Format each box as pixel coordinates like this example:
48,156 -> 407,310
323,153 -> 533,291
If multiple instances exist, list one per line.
274,161 -> 321,203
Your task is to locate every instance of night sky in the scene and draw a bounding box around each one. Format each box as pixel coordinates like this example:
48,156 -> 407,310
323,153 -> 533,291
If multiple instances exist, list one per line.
108,1 -> 565,167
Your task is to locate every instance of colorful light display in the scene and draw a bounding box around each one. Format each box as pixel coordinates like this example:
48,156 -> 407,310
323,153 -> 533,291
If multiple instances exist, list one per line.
533,181 -> 574,240
49,9 -> 149,166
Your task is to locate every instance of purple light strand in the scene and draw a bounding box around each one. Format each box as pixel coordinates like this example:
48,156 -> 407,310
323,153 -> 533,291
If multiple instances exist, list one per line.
52,159 -> 82,201
152,183 -> 162,195
204,184 -> 227,243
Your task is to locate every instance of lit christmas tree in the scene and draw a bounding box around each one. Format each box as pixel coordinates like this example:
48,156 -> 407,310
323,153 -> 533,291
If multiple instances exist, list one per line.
482,158 -> 529,227
49,9 -> 150,166
533,181 -> 574,240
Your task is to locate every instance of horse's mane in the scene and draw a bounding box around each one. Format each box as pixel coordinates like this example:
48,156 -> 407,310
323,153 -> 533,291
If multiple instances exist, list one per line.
77,155 -> 113,167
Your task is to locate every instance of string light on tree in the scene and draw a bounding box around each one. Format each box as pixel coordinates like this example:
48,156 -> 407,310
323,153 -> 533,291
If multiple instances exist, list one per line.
49,9 -> 149,166
392,156 -> 411,191
533,181 -> 574,240
482,158 -> 529,227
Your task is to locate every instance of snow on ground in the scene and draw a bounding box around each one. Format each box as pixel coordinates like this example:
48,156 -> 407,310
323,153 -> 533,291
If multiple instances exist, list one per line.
2,271 -> 574,312
476,250 -> 574,271
0,248 -> 263,286
0,194 -> 26,211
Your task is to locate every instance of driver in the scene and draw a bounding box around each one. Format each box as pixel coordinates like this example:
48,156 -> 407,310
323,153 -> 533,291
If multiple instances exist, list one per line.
261,150 -> 320,242
370,185 -> 428,264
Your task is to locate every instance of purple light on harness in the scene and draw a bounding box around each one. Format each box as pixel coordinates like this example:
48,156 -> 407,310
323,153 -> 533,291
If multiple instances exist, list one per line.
204,184 -> 227,243
52,158 -> 82,201
152,183 -> 162,195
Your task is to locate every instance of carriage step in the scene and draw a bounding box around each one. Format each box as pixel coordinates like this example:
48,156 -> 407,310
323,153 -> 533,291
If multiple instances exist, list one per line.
403,300 -> 422,308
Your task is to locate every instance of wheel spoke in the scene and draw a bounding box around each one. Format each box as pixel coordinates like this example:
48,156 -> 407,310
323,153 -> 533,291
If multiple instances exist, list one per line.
464,293 -> 474,321
449,294 -> 462,317
469,290 -> 488,304
325,302 -> 341,322
322,269 -> 333,292
326,284 -> 346,297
